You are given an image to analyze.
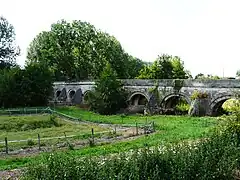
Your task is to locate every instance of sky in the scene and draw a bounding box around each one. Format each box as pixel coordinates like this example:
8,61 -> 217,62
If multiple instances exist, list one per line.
1,0 -> 240,77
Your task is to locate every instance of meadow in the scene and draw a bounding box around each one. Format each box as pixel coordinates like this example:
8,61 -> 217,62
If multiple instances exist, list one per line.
0,114 -> 110,153
0,106 -> 218,171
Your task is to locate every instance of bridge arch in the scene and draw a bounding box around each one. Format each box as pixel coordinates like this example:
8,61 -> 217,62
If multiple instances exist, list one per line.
128,92 -> 149,106
210,94 -> 233,116
68,89 -> 76,100
83,90 -> 92,103
55,89 -> 62,98
160,93 -> 191,109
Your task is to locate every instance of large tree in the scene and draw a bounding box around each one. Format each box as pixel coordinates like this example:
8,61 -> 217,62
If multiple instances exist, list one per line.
138,54 -> 189,79
0,16 -> 20,69
27,20 -> 135,81
0,63 -> 53,108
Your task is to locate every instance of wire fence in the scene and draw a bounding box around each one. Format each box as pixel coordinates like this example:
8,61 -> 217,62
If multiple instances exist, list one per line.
0,107 -> 156,155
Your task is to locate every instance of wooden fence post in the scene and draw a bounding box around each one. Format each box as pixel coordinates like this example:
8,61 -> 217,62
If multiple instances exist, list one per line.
114,125 -> 117,134
5,137 -> 8,154
136,123 -> 138,135
38,134 -> 41,150
91,128 -> 94,145
152,121 -> 155,132
64,132 -> 67,138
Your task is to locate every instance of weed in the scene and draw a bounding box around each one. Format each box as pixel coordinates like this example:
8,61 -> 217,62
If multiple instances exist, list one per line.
27,139 -> 35,146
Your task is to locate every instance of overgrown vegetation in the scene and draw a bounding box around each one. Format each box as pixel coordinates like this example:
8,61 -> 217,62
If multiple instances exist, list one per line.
0,63 -> 53,108
22,114 -> 240,179
0,108 -> 217,170
222,99 -> 240,113
0,114 -> 108,152
0,115 -> 61,132
175,100 -> 190,114
191,90 -> 208,100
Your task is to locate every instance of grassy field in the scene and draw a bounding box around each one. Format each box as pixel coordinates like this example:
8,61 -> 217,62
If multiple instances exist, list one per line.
0,114 -> 109,152
0,107 -> 218,170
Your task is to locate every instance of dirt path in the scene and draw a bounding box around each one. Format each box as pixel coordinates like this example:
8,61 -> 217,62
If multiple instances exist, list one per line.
0,169 -> 22,180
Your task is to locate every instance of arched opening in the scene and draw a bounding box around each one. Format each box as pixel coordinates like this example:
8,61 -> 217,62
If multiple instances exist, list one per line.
69,90 -> 75,99
161,94 -> 190,115
129,93 -> 148,106
56,90 -> 61,98
128,93 -> 148,114
83,91 -> 91,104
212,96 -> 239,116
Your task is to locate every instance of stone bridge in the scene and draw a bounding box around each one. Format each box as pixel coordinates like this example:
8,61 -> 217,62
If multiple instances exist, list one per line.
53,79 -> 240,116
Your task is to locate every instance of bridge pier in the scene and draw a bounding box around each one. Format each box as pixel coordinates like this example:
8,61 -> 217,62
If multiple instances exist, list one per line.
188,99 -> 210,117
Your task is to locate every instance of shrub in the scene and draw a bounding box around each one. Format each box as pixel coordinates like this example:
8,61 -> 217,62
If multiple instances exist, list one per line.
191,90 -> 208,100
175,100 -> 190,114
27,139 -> 35,146
222,99 -> 240,114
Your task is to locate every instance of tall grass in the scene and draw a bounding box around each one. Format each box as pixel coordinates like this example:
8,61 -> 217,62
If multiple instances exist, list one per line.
0,115 -> 61,131
23,115 -> 240,180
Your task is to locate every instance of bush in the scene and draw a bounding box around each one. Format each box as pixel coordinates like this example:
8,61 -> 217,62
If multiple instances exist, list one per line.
222,99 -> 240,114
175,100 -> 190,114
27,139 -> 35,146
191,90 -> 208,100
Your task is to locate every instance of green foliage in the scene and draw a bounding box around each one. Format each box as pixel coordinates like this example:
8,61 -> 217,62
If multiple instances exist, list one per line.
236,70 -> 240,77
0,115 -> 63,132
222,99 -> 240,113
191,90 -> 208,100
0,114 -> 108,154
195,73 -> 220,80
173,79 -> 184,92
0,63 -> 53,108
23,124 -> 240,180
176,101 -> 190,113
0,108 -> 217,170
27,139 -> 35,146
0,16 -> 20,69
87,64 -> 127,115
126,55 -> 145,78
138,54 -> 190,79
26,19 -> 142,81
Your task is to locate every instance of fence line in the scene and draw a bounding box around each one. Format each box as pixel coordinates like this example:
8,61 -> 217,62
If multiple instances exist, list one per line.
1,107 -> 155,127
0,130 -> 111,144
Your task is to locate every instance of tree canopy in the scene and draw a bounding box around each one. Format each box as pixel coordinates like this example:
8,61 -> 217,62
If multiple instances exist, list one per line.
236,70 -> 240,77
27,20 -> 142,81
137,54 -> 190,79
194,73 -> 220,80
0,63 -> 53,108
0,16 -> 20,69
